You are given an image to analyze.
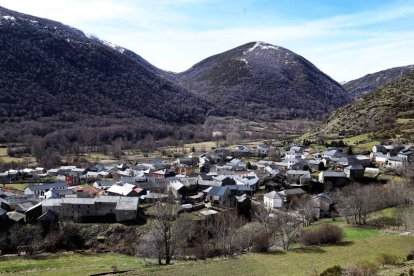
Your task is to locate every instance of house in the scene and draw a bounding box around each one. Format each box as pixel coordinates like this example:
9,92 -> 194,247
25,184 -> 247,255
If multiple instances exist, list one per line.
275,158 -> 304,170
233,145 -> 250,153
371,152 -> 405,168
370,152 -> 388,164
355,155 -> 372,167
58,166 -> 77,174
213,175 -> 237,186
322,150 -> 343,159
15,202 -> 34,213
25,202 -> 42,223
168,180 -> 189,199
307,160 -> 325,172
263,191 -> 283,208
278,188 -> 307,204
291,146 -> 304,152
207,186 -> 231,206
93,181 -> 114,190
386,156 -> 405,168
372,145 -> 387,154
312,193 -> 333,218
86,171 -> 111,181
285,150 -> 302,160
344,165 -> 365,179
44,189 -> 75,199
171,158 -> 199,175
46,168 -> 60,176
107,184 -> 138,197
264,164 -> 280,175
151,169 -> 175,179
188,192 -> 204,203
225,158 -> 247,171
74,186 -> 103,198
398,147 -> 414,162
120,176 -> 136,185
25,182 -> 68,197
319,171 -> 348,189
7,211 -> 25,223
37,209 -> 57,222
286,170 -> 311,185
41,196 -> 139,222
256,144 -> 269,155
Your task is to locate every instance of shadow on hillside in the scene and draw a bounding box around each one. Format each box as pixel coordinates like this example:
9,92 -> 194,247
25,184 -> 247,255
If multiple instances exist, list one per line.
23,254 -> 61,260
291,246 -> 326,254
321,241 -> 354,247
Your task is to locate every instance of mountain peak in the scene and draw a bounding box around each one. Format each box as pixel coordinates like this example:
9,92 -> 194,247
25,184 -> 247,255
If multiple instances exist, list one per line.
242,41 -> 281,55
176,41 -> 350,120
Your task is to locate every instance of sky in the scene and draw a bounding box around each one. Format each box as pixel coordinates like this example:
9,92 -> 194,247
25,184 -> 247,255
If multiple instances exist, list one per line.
1,0 -> 414,82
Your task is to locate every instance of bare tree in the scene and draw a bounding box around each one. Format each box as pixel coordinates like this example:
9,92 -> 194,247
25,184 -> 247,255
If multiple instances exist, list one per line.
336,185 -> 384,225
297,199 -> 316,227
146,196 -> 181,265
252,203 -> 273,235
275,210 -> 301,251
394,206 -> 414,231
212,209 -> 245,257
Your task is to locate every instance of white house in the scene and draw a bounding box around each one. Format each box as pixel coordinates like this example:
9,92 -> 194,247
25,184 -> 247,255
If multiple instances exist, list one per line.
263,191 -> 283,208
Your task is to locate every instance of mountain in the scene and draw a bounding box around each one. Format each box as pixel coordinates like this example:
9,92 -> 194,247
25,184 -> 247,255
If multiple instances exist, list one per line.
308,71 -> 414,141
173,41 -> 351,120
0,7 -> 208,134
343,65 -> 414,98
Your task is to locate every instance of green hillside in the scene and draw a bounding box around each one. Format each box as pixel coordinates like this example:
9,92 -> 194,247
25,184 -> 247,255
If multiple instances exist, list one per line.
307,71 -> 414,142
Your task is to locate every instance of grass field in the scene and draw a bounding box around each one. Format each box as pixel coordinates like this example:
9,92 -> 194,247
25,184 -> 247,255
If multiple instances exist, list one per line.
128,234 -> 414,276
0,252 -> 145,276
2,223 -> 413,276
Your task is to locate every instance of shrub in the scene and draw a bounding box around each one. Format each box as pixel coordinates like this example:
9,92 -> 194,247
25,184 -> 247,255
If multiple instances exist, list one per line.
377,253 -> 400,266
407,249 -> 414,261
251,233 -> 270,253
320,265 -> 342,276
343,261 -> 378,276
301,225 -> 344,246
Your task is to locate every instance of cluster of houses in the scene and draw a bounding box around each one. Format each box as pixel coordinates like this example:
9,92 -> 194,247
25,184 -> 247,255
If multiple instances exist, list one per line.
0,142 -> 412,225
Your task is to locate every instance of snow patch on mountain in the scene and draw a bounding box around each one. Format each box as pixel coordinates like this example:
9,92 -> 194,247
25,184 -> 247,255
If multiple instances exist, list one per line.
2,15 -> 16,21
237,57 -> 249,64
84,32 -> 125,54
244,41 -> 280,55
102,40 -> 125,54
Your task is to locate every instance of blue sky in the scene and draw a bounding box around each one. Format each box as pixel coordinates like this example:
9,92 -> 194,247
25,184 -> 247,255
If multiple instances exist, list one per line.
1,0 -> 414,81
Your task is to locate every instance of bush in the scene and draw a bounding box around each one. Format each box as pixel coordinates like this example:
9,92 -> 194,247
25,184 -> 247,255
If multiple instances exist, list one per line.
320,265 -> 342,276
301,225 -> 344,246
407,249 -> 414,261
377,253 -> 400,266
251,233 -> 270,253
343,261 -> 378,276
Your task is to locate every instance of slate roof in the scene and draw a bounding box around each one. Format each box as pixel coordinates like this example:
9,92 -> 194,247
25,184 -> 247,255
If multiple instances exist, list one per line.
287,170 -> 310,175
27,182 -> 67,192
284,188 -> 306,195
322,171 -> 347,177
115,197 -> 139,211
37,210 -> 57,221
208,186 -> 229,197
17,202 -> 34,212
264,191 -> 281,199
7,211 -> 25,222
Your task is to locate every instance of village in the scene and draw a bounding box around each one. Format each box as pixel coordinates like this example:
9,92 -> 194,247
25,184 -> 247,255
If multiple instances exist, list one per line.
0,141 -> 413,226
